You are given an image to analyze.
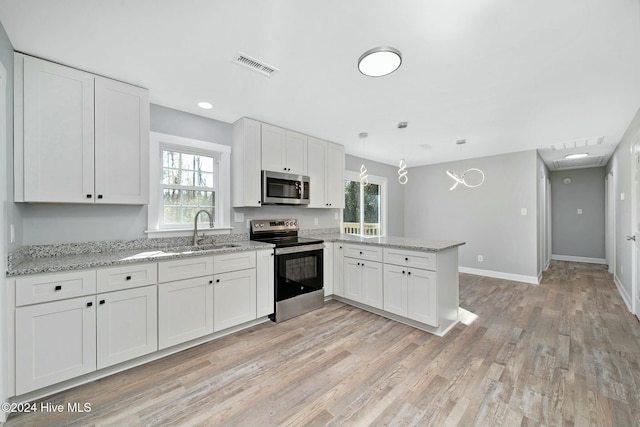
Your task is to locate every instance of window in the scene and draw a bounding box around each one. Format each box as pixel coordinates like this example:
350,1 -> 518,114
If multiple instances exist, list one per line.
161,149 -> 216,227
343,171 -> 387,236
148,132 -> 231,236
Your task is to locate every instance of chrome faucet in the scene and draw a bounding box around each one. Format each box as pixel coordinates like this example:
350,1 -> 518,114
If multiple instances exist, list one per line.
193,209 -> 214,246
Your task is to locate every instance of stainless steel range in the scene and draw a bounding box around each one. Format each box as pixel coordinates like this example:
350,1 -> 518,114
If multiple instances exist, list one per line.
250,219 -> 324,322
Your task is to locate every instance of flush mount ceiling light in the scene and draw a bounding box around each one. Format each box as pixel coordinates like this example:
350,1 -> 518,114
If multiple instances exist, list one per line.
456,139 -> 467,145
197,101 -> 213,109
565,153 -> 589,159
358,46 -> 402,77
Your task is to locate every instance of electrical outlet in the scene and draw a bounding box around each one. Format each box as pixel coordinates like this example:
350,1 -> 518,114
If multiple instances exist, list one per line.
621,193 -> 625,201
577,209 -> 582,215
10,224 -> 15,243
334,212 -> 339,220
314,217 -> 319,226
478,255 -> 483,262
520,208 -> 527,216
234,212 -> 244,223
246,219 -> 250,229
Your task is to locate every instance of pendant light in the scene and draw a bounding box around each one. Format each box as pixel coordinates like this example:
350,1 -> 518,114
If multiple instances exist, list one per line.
446,139 -> 485,190
397,122 -> 408,184
358,132 -> 369,186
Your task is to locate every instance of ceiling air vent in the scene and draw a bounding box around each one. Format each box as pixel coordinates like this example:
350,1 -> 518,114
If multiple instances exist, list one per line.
553,155 -> 605,170
235,52 -> 279,77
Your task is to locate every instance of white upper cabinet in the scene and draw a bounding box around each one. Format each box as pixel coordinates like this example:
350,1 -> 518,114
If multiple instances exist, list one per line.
307,137 -> 345,208
261,123 -> 308,175
232,118 -> 262,207
94,77 -> 149,204
14,53 -> 149,204
18,55 -> 95,203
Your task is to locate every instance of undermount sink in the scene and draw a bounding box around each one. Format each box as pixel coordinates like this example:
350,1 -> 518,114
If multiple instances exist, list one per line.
165,243 -> 240,253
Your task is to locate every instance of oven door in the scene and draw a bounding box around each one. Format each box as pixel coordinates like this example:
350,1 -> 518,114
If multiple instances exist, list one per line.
274,244 -> 324,302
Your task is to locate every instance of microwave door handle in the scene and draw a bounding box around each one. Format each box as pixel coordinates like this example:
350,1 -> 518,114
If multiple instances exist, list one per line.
297,182 -> 302,199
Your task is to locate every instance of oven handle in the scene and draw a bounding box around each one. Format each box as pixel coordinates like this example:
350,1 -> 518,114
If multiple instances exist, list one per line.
275,243 -> 325,255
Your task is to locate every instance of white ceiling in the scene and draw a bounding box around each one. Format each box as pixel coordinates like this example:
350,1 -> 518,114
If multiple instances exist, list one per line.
1,0 -> 639,170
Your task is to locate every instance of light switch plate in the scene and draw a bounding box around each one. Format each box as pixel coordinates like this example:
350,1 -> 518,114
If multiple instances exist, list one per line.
577,209 -> 583,215
234,212 -> 244,223
521,208 -> 527,216
621,193 -> 625,201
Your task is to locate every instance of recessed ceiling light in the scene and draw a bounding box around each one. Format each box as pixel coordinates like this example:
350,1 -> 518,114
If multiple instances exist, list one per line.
565,153 -> 588,159
197,101 -> 213,109
456,139 -> 467,145
358,47 -> 402,77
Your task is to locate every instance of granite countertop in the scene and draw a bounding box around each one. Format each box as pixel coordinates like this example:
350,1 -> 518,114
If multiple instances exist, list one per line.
7,238 -> 274,277
319,233 -> 465,252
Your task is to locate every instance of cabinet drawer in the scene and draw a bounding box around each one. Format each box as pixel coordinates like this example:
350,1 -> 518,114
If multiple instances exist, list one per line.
96,263 -> 157,292
343,244 -> 383,262
16,270 -> 97,306
214,251 -> 256,274
384,248 -> 436,271
158,256 -> 214,283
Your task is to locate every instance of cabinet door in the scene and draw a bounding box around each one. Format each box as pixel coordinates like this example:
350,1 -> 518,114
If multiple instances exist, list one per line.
326,142 -> 345,208
361,261 -> 383,309
343,258 -> 361,302
323,243 -> 334,296
307,137 -> 327,208
261,123 -> 286,172
213,269 -> 257,331
256,250 -> 275,317
285,130 -> 308,175
333,244 -> 345,297
232,118 -> 262,207
16,297 -> 96,395
158,277 -> 214,349
96,285 -> 158,369
383,264 -> 407,316
407,269 -> 438,327
22,55 -> 95,203
94,77 -> 149,204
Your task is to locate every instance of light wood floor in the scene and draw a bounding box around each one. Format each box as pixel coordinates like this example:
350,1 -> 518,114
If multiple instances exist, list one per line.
6,261 -> 640,426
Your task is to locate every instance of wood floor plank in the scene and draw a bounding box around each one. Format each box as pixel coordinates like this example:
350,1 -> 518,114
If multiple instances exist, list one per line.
6,261 -> 640,426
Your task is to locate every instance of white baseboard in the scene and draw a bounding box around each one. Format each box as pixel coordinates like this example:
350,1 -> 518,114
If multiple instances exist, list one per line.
458,267 -> 539,285
613,274 -> 633,312
551,254 -> 607,264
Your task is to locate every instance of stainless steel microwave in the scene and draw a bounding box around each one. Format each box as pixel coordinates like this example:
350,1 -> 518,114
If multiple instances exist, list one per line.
261,170 -> 310,205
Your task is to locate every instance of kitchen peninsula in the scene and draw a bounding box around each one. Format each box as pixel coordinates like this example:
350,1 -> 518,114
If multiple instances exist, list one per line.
323,234 -> 465,337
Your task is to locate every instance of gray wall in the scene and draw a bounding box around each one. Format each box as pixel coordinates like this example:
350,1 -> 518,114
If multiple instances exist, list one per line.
345,154 -> 405,237
550,167 -> 606,260
405,150 -> 539,279
606,107 -> 640,304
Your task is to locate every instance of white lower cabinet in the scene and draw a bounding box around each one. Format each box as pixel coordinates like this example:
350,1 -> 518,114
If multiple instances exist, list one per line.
333,244 -> 344,296
158,277 -> 214,350
213,269 -> 257,331
96,285 -> 158,369
383,265 -> 437,326
323,243 -> 334,296
16,296 -> 97,395
256,249 -> 275,317
343,257 -> 383,309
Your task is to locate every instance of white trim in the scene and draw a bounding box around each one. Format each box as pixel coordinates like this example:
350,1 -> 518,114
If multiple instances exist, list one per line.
458,266 -> 540,285
614,274 -> 633,312
148,132 -> 231,236
551,254 -> 607,265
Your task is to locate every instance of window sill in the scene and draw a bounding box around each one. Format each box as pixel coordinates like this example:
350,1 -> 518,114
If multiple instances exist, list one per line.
145,227 -> 233,239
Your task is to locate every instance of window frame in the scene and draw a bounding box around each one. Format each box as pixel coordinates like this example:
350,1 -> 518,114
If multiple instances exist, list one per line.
343,170 -> 388,237
148,132 -> 231,237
